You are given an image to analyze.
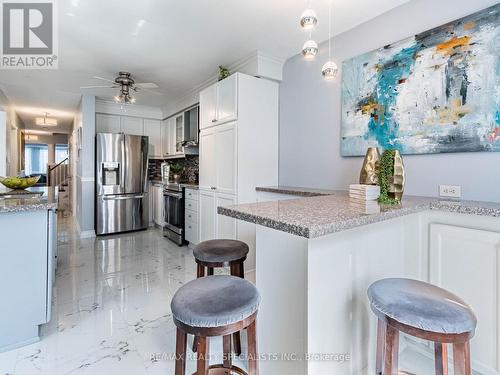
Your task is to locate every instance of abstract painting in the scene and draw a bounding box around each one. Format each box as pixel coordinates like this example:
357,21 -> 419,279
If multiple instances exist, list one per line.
341,4 -> 500,156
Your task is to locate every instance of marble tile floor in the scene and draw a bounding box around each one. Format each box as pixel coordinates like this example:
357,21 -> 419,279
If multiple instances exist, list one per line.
0,217 -> 248,375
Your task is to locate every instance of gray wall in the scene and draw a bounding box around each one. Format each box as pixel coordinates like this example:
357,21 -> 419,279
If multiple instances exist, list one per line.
279,0 -> 500,202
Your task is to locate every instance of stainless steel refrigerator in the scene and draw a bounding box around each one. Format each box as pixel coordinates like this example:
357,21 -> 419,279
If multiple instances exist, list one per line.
95,133 -> 149,235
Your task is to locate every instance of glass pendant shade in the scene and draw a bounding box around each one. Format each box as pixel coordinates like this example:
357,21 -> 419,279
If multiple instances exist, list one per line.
300,8 -> 318,30
302,40 -> 318,59
322,60 -> 338,80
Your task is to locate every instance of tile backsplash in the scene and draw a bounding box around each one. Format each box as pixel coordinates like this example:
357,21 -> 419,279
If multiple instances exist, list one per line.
148,156 -> 199,183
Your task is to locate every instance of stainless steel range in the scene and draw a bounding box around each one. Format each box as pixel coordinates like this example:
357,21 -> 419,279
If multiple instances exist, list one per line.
163,183 -> 184,246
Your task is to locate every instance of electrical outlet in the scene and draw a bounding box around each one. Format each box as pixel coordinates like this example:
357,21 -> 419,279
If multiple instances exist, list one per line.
439,185 -> 462,199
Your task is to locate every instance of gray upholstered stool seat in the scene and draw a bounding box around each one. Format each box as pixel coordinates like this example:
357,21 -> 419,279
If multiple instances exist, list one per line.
171,275 -> 260,328
193,239 -> 249,265
368,278 -> 477,334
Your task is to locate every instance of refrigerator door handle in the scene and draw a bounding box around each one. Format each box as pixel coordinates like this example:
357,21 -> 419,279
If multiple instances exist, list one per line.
102,194 -> 145,200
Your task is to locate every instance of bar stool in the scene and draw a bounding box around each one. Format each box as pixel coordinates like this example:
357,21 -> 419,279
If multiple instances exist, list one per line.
368,278 -> 477,375
171,275 -> 260,375
193,239 -> 249,355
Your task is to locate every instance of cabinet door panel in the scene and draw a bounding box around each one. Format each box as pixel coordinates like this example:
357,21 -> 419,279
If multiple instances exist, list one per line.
121,116 -> 144,135
175,115 -> 184,154
199,190 -> 215,242
200,85 -> 217,129
161,120 -> 170,157
96,113 -> 121,133
199,129 -> 216,191
144,119 -> 162,158
216,193 -> 236,240
215,123 -> 237,194
217,75 -> 237,124
430,224 -> 500,374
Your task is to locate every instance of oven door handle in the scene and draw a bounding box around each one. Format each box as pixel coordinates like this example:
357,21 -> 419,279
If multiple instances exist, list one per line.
163,191 -> 183,199
102,194 -> 144,200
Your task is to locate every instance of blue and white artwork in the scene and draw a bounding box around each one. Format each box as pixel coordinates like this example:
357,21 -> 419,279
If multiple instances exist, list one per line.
341,4 -> 500,156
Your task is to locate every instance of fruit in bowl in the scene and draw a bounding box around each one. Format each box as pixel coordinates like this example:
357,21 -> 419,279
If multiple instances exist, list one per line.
0,175 -> 41,190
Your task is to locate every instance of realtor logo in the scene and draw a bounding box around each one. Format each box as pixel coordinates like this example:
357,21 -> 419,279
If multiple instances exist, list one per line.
1,0 -> 58,69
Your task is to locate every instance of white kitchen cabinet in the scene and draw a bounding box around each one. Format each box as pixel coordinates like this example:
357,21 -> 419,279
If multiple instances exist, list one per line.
184,188 -> 200,245
215,193 -> 236,239
199,74 -> 237,129
216,75 -> 237,124
199,190 -> 216,242
430,224 -> 500,375
215,122 -> 237,195
96,113 -> 121,133
199,127 -> 216,191
175,114 -> 184,155
148,183 -> 154,225
198,73 -> 279,275
161,120 -> 171,157
199,84 -> 217,129
120,116 -> 144,136
169,118 -> 177,156
144,119 -> 162,158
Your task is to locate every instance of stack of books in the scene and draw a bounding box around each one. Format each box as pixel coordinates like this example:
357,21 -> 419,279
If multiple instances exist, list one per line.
349,185 -> 381,214
349,184 -> 380,201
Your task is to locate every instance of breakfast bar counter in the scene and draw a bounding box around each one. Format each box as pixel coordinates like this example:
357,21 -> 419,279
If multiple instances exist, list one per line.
218,188 -> 500,375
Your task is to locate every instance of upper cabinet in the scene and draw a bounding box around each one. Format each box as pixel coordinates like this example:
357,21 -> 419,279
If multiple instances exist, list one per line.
199,74 -> 237,129
144,119 -> 162,159
96,114 -> 121,133
175,114 -> 184,155
161,119 -> 171,158
120,116 -> 144,136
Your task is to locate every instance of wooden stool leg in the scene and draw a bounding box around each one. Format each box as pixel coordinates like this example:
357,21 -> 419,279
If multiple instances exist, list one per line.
175,328 -> 187,375
375,319 -> 386,375
247,319 -> 259,375
197,264 -> 205,278
196,336 -> 210,375
384,325 -> 399,375
192,264 -> 205,353
434,342 -> 448,375
223,334 -> 232,368
230,262 -> 244,356
453,341 -> 471,375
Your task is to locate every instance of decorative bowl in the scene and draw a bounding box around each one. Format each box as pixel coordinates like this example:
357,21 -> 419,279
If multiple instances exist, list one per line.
0,175 -> 41,190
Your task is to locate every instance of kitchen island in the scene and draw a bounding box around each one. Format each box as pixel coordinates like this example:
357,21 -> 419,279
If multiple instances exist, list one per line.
0,187 -> 58,352
218,188 -> 500,375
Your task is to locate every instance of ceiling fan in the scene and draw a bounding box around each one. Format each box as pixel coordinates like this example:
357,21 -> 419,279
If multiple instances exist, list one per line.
80,72 -> 161,104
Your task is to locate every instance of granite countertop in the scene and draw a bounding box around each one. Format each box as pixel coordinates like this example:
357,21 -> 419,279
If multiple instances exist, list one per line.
218,188 -> 500,238
0,186 -> 58,213
256,186 -> 337,197
181,183 -> 199,190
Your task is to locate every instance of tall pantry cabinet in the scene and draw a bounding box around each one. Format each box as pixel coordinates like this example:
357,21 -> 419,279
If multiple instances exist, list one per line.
198,73 -> 279,276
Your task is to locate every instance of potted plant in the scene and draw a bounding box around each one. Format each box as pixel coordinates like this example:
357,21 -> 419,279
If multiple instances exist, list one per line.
169,163 -> 183,183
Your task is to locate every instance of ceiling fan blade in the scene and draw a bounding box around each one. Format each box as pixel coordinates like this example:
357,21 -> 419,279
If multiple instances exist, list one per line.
80,85 -> 116,89
135,87 -> 164,95
135,82 -> 159,89
93,76 -> 117,84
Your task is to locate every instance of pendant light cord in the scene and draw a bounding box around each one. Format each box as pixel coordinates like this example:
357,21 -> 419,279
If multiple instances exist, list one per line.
328,1 -> 332,59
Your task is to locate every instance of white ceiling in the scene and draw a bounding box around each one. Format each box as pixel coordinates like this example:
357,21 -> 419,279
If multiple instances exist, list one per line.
0,0 -> 409,133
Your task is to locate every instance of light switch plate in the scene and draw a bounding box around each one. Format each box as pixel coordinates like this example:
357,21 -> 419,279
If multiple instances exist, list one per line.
439,185 -> 462,198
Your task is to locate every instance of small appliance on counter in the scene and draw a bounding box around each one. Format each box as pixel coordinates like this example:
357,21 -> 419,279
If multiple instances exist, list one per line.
161,162 -> 170,183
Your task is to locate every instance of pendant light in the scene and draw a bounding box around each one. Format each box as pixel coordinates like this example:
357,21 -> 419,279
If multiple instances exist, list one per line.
300,0 -> 318,59
300,7 -> 317,30
322,1 -> 338,79
302,35 -> 318,59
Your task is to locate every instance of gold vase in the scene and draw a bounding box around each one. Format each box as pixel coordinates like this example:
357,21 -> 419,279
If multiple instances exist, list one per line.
359,147 -> 380,185
389,150 -> 405,201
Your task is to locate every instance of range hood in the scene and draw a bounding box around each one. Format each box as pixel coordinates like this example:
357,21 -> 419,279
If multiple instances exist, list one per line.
181,106 -> 199,148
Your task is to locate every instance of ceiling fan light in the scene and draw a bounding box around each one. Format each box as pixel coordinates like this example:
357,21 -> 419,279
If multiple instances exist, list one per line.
35,117 -> 57,126
322,60 -> 338,80
302,40 -> 318,59
300,8 -> 317,30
